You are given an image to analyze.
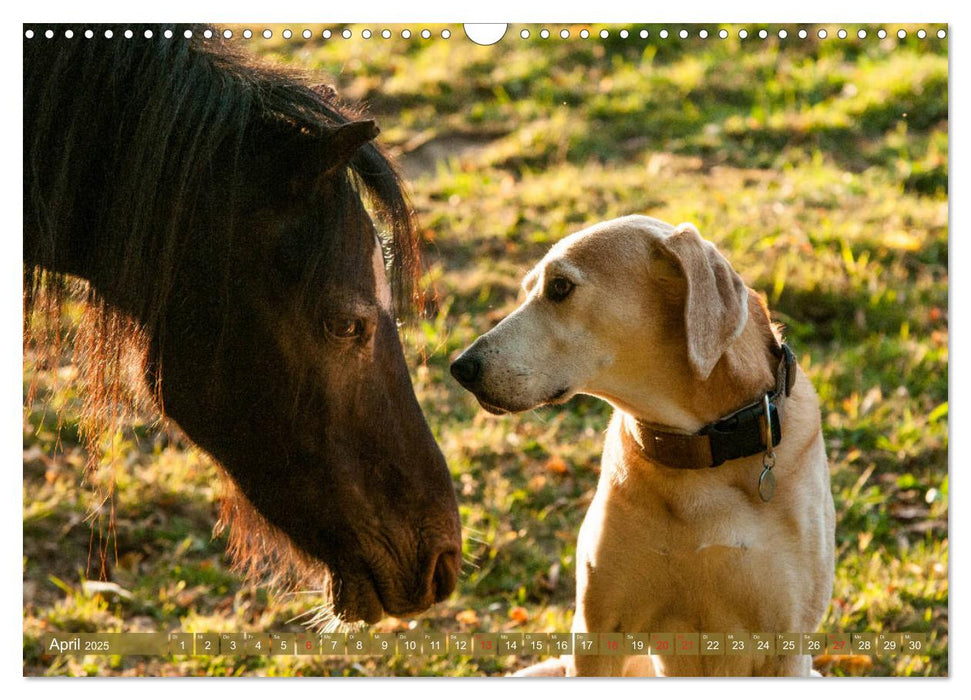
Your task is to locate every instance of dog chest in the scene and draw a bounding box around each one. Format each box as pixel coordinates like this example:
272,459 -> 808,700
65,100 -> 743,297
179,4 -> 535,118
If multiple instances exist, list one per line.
578,476 -> 817,637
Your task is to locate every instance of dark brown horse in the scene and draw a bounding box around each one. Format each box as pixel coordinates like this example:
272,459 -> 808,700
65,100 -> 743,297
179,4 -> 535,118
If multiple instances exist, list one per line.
23,24 -> 460,625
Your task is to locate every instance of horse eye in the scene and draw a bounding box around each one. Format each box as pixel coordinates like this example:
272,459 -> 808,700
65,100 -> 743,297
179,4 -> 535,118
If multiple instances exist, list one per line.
547,276 -> 575,302
326,317 -> 365,339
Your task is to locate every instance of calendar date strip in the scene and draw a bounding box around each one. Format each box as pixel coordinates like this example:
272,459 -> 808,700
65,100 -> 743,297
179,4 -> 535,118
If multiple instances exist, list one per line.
40,631 -> 930,657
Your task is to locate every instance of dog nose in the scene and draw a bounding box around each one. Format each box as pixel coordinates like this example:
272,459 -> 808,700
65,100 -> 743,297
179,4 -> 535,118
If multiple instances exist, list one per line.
450,355 -> 482,387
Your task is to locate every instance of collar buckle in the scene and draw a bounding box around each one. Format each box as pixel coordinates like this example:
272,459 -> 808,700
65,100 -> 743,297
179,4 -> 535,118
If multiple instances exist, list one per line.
633,341 -> 796,471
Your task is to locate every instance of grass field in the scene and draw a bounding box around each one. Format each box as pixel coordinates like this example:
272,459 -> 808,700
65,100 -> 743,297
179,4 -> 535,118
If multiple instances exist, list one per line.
23,24 -> 948,676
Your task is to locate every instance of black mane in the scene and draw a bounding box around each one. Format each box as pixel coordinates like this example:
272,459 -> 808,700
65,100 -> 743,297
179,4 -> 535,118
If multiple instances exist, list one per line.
24,23 -> 417,331
24,23 -> 420,460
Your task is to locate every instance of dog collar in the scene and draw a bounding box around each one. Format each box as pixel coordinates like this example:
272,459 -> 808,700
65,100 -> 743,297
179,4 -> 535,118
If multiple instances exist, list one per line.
627,343 -> 796,473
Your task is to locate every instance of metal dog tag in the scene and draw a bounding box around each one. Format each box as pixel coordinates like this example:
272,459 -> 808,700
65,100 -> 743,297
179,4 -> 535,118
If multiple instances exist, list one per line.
759,394 -> 776,502
759,466 -> 776,502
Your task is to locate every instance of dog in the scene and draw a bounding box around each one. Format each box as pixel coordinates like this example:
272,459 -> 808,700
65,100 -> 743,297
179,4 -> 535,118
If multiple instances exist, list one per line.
451,215 -> 835,676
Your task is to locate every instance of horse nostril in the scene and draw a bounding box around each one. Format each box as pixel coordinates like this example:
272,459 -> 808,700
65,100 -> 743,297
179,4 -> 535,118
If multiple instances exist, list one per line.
431,548 -> 459,603
450,355 -> 482,387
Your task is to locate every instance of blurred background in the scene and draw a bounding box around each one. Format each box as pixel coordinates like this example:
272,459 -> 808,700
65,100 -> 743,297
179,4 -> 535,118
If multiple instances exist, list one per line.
23,24 -> 948,676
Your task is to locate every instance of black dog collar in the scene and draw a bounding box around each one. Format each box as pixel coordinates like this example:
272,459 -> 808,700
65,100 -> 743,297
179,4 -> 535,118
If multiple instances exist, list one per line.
628,343 -> 796,471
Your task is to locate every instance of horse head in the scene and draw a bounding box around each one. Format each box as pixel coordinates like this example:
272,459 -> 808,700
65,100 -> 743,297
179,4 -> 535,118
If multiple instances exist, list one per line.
24,31 -> 462,624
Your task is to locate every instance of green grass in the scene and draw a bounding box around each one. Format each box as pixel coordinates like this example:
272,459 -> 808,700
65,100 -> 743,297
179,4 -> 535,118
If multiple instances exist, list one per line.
23,24 -> 947,677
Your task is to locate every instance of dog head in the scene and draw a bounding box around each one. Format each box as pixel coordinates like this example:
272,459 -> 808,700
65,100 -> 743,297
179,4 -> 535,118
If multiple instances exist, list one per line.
450,215 -> 751,424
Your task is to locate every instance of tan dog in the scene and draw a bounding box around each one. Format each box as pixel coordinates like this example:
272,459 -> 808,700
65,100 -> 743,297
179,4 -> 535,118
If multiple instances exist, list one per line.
451,215 -> 835,676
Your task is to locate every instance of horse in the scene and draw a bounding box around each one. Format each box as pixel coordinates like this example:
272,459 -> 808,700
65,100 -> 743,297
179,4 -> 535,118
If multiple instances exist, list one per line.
23,24 -> 461,626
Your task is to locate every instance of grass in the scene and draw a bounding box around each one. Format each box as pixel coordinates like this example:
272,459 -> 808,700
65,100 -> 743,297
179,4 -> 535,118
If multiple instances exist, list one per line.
23,24 -> 947,677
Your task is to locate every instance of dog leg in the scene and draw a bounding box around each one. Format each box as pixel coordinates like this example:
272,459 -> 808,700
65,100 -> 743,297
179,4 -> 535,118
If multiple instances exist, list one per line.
510,657 -> 570,677
572,653 -> 629,677
622,655 -> 658,676
782,655 -> 814,677
753,654 -> 813,676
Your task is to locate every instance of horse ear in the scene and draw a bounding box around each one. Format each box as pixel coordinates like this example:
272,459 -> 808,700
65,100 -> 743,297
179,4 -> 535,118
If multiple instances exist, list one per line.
316,119 -> 380,179
656,223 -> 749,380
283,120 -> 380,198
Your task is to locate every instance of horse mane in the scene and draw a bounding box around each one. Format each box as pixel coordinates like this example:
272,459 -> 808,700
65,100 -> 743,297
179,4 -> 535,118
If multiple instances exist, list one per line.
23,24 -> 420,592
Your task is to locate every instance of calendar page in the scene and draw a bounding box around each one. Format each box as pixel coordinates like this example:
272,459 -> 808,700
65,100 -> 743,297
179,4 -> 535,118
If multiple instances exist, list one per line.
22,16 -> 948,680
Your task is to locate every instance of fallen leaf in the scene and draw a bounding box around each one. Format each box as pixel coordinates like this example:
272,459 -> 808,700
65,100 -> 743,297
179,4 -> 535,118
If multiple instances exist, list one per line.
82,580 -> 132,601
456,609 -> 479,627
509,606 -> 529,624
880,231 -> 921,252
891,504 -> 929,520
545,456 -> 569,474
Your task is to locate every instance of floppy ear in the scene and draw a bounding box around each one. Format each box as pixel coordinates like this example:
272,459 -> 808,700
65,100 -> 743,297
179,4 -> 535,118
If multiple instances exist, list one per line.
658,223 -> 749,380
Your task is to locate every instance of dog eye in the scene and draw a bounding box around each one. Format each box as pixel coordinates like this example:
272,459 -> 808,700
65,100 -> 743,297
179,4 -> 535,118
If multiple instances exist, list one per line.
325,317 -> 366,339
546,276 -> 575,302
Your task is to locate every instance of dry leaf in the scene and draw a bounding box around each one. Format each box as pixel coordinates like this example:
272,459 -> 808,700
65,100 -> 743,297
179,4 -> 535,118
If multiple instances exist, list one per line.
456,609 -> 479,626
545,456 -> 569,474
528,475 -> 547,491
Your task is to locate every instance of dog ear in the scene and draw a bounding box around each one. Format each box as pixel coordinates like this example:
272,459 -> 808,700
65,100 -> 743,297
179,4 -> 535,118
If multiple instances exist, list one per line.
657,223 -> 749,380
